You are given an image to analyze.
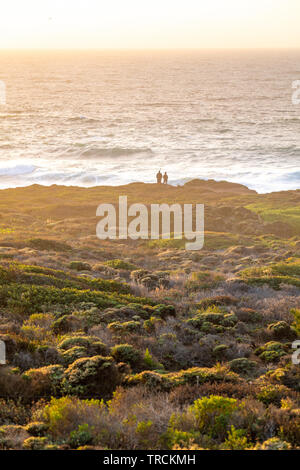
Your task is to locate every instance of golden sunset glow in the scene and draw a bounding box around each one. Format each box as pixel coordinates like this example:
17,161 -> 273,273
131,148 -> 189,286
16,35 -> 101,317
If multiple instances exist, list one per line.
0,0 -> 299,49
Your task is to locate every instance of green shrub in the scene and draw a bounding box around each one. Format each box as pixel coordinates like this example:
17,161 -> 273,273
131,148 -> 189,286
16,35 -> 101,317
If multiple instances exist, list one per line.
69,423 -> 93,448
62,355 -> 121,397
22,365 -> 64,397
255,342 -> 287,363
61,346 -> 87,365
166,395 -> 242,446
125,371 -> 173,391
221,425 -> 249,450
51,315 -> 72,334
25,422 -> 48,437
239,263 -> 300,290
255,437 -> 291,450
213,344 -> 229,358
189,395 -> 240,439
186,307 -> 237,330
153,304 -> 176,319
126,365 -> 240,391
228,358 -> 257,375
23,436 -> 48,450
197,296 -> 238,310
291,309 -> 300,336
107,320 -> 141,334
42,397 -> 104,438
0,283 -> 153,315
68,261 -> 91,271
256,385 -> 288,406
105,259 -> 137,271
58,335 -> 107,356
267,321 -> 296,340
111,344 -> 142,369
143,348 -> 163,370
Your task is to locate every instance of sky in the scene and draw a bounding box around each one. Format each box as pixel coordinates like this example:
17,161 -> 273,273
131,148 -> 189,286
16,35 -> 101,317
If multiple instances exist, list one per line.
0,0 -> 299,49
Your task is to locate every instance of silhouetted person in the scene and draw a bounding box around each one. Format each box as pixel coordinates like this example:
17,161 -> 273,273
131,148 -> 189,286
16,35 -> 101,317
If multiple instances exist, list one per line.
163,172 -> 168,184
156,170 -> 162,184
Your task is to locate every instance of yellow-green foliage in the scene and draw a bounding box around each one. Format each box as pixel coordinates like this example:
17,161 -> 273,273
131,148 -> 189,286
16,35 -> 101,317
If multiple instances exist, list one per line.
0,282 -> 155,315
164,395 -> 243,448
292,309 -> 300,335
127,365 -> 240,391
42,396 -> 104,439
185,271 -> 224,291
104,259 -> 137,271
0,262 -> 131,294
246,202 -> 300,231
239,260 -> 300,289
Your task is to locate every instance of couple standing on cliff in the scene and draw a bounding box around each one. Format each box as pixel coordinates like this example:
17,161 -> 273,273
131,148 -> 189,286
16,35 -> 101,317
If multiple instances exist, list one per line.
156,170 -> 168,184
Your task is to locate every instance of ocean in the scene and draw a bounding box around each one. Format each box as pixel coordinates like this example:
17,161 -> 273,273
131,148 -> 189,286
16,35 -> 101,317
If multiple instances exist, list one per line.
0,49 -> 299,193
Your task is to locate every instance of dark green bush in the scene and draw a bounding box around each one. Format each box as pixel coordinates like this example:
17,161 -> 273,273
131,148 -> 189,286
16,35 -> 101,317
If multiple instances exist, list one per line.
111,344 -> 142,369
68,261 -> 91,271
62,355 -> 121,397
228,358 -> 257,375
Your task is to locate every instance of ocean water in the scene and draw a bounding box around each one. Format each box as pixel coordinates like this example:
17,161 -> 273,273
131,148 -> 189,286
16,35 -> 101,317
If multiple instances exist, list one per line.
0,49 -> 300,193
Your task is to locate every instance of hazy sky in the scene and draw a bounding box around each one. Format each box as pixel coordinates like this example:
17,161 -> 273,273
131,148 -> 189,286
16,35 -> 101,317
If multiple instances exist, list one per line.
0,0 -> 299,49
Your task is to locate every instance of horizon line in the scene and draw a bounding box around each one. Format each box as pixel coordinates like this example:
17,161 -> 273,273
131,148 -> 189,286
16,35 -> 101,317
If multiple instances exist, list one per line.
0,47 -> 300,52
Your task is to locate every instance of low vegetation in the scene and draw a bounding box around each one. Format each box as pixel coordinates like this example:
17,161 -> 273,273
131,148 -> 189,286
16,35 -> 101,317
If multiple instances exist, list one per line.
0,181 -> 299,450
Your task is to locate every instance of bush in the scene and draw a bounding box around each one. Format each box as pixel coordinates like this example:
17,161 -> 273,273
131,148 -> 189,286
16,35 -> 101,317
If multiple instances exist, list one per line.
143,348 -> 163,370
58,335 -> 108,356
51,315 -> 72,334
41,396 -> 119,448
23,436 -> 48,450
165,395 -> 242,447
105,259 -> 137,271
291,309 -> 300,336
189,395 -> 240,439
107,321 -> 141,334
153,304 -> 176,319
221,425 -> 249,450
126,365 -> 241,392
111,344 -> 142,369
62,355 -> 121,397
25,421 -> 48,437
185,271 -> 224,291
213,344 -> 229,359
0,283 -> 152,315
267,321 -> 296,340
255,342 -> 287,363
68,261 -> 91,271
69,423 -> 93,448
126,371 -> 173,392
61,346 -> 87,366
42,397 -> 102,437
256,437 -> 291,450
256,385 -> 289,406
22,365 -> 64,397
0,399 -> 31,425
186,307 -> 237,330
228,358 -> 257,375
